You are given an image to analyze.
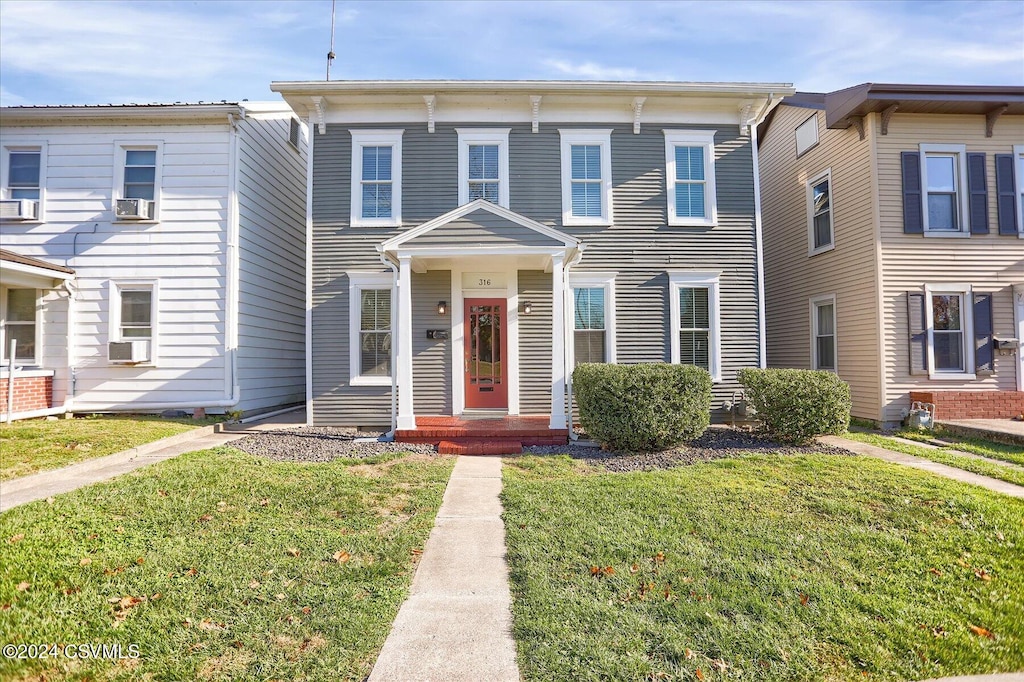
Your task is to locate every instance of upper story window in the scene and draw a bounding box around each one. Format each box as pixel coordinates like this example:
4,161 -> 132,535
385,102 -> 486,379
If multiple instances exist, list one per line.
664,130 -> 717,227
1,288 -> 38,364
810,294 -> 837,371
114,142 -> 161,221
350,130 -> 403,227
8,151 -> 41,200
457,129 -> 510,208
807,169 -> 834,254
348,272 -> 393,386
668,271 -> 721,382
1,144 -> 45,221
559,129 -> 613,226
795,114 -> 818,157
569,273 -> 616,365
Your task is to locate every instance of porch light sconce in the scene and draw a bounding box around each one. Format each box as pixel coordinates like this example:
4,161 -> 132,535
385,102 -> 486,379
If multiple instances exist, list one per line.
522,301 -> 533,315
437,301 -> 447,315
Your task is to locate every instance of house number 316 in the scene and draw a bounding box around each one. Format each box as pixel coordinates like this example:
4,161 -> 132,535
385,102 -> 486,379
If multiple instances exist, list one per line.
478,278 -> 491,286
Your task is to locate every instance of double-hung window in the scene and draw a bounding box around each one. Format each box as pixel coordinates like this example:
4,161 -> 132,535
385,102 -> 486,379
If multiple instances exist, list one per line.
559,130 -> 613,225
807,169 -> 834,254
810,294 -> 837,371
669,272 -> 721,381
664,130 -> 717,227
457,129 -> 510,208
924,284 -> 974,379
1,288 -> 38,363
348,272 -> 393,385
920,144 -> 969,236
350,130 -> 403,227
1,144 -> 45,220
569,273 -> 616,365
114,142 -> 161,220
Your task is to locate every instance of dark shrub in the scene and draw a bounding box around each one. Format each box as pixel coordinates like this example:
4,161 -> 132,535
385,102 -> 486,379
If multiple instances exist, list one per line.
572,363 -> 712,451
737,368 -> 851,445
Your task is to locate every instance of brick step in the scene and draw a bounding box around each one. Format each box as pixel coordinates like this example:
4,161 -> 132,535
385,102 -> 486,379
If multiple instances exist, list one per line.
437,439 -> 523,455
396,429 -> 568,440
396,435 -> 568,446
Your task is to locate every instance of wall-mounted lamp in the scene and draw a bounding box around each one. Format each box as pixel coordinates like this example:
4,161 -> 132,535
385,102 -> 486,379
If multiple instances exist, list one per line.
522,301 -> 533,315
437,300 -> 447,315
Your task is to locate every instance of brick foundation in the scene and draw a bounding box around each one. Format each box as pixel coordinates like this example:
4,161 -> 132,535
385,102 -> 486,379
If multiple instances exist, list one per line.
0,375 -> 53,416
909,390 -> 1024,420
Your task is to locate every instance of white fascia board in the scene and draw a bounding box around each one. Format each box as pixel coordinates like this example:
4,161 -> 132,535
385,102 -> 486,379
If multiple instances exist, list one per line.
0,104 -> 243,125
271,80 -> 794,97
0,261 -> 74,286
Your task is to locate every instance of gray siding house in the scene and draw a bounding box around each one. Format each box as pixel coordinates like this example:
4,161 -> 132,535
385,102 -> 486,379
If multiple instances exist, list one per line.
272,81 -> 793,434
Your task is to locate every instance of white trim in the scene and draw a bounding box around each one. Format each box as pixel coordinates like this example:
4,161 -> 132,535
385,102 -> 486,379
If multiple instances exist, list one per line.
1014,284 -> 1024,392
107,280 -> 159,366
919,144 -> 969,238
924,283 -> 975,380
396,257 -> 415,429
0,259 -> 73,284
668,271 -> 722,382
346,271 -> 394,387
1,141 -> 47,222
550,253 -> 567,428
112,140 -> 162,222
663,129 -> 717,227
568,272 -> 617,364
1014,144 -> 1024,239
350,129 -> 403,227
0,287 -> 41,366
456,128 -> 510,208
806,168 -> 835,256
750,123 -> 767,369
559,129 -> 614,226
809,293 -> 837,371
305,114 -> 315,425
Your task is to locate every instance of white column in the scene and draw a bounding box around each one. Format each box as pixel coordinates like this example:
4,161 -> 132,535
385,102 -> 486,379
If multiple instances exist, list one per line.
549,253 -> 566,430
397,256 -> 416,430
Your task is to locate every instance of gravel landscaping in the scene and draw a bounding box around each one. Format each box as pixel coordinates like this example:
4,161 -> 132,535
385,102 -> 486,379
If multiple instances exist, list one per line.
231,425 -> 853,471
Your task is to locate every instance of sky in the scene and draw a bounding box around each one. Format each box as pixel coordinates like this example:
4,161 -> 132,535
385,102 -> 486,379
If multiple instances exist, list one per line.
0,0 -> 1022,107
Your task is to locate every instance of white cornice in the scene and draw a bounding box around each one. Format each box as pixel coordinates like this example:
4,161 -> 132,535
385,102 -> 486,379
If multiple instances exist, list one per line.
0,104 -> 246,125
272,79 -> 794,97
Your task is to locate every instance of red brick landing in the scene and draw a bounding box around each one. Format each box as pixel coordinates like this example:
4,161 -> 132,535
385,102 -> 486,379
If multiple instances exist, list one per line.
396,415 -> 568,454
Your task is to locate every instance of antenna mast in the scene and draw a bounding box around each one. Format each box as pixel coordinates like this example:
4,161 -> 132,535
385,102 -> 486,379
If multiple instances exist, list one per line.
326,0 -> 337,80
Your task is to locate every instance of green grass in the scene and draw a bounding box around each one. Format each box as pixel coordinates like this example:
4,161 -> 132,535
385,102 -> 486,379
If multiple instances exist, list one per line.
502,454 -> 1024,681
843,431 -> 1024,488
0,415 -> 221,481
0,447 -> 453,681
896,429 -> 1024,468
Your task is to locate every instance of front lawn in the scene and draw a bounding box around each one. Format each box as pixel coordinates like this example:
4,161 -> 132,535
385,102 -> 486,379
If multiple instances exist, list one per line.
0,415 -> 218,481
503,454 -> 1024,681
0,447 -> 453,681
895,429 -> 1024,468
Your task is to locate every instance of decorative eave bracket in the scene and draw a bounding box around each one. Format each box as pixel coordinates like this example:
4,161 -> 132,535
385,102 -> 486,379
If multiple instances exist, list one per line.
310,95 -> 327,135
879,103 -> 899,135
986,104 -> 1007,137
424,95 -> 437,133
632,97 -> 646,134
846,115 -> 866,141
530,95 -> 542,133
738,101 -> 755,136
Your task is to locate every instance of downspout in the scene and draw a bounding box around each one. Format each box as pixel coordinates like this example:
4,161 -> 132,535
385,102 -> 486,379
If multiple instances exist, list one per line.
379,250 -> 399,439
222,109 -> 243,411
563,247 -> 584,439
303,113 -> 315,426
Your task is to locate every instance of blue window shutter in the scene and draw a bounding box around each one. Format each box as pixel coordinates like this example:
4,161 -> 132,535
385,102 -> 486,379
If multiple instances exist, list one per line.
995,154 -> 1019,235
907,292 -> 928,375
966,153 -> 988,234
973,293 -> 994,375
901,152 -> 923,234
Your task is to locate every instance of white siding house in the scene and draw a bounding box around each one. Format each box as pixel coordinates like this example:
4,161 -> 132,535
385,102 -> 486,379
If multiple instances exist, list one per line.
0,102 -> 307,420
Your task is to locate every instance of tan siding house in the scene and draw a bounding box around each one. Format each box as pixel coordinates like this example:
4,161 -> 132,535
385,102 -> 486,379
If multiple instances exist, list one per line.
759,84 -> 1024,426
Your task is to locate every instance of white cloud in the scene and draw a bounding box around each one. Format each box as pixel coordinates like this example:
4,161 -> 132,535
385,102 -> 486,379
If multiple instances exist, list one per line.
0,86 -> 30,107
542,59 -> 655,81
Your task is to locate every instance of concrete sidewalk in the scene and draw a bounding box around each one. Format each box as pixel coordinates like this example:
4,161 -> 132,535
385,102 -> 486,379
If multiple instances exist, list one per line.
368,456 -> 520,682
822,435 -> 1024,499
0,409 -> 304,512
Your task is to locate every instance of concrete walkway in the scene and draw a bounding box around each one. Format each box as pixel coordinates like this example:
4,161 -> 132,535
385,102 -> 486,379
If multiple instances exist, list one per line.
368,456 -> 520,682
822,435 -> 1024,499
0,409 -> 304,513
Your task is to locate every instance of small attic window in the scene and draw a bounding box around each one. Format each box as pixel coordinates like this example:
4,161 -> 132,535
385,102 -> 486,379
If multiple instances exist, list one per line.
795,114 -> 818,157
288,118 -> 301,149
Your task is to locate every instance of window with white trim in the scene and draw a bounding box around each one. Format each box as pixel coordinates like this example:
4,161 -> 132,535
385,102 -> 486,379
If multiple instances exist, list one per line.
1,143 -> 46,220
664,130 -> 717,226
920,144 -> 968,236
795,114 -> 818,157
350,130 -> 403,227
109,281 -> 158,364
559,129 -> 613,225
669,272 -> 721,381
569,273 -> 616,365
1,288 -> 39,364
348,272 -> 393,385
807,169 -> 834,254
810,294 -> 836,371
925,284 -> 974,379
457,129 -> 510,208
113,142 -> 162,220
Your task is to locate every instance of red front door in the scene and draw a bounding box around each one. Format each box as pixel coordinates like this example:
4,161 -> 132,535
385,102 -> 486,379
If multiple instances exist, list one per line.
465,298 -> 508,409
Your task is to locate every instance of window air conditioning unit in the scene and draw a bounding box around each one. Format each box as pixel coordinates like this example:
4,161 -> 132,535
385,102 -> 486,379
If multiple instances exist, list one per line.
0,198 -> 38,221
109,340 -> 151,363
115,198 -> 153,220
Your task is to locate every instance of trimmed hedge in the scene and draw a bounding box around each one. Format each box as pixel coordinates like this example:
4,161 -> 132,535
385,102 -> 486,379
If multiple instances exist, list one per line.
573,363 -> 711,451
737,368 -> 851,445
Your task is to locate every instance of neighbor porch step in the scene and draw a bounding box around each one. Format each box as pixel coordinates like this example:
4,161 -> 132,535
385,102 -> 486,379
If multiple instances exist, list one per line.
437,439 -> 523,455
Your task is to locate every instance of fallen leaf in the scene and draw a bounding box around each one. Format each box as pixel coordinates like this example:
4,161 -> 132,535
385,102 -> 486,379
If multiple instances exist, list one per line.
276,593 -> 286,600
136,557 -> 145,565
259,498 -> 270,507
114,526 -> 125,533
198,514 -> 213,522
301,606 -> 311,615
16,582 -> 30,592
7,534 -> 25,544
248,580 -> 261,589
157,489 -> 169,497
285,615 -> 300,624
630,563 -> 640,574
969,624 -> 996,640
995,531 -> 1004,542
183,618 -> 193,627
974,568 -> 992,582
333,550 -> 351,564
150,593 -> 162,600
285,548 -> 300,557
104,566 -> 125,576
654,552 -> 666,563
216,501 -> 227,509
710,658 -> 729,672
799,593 -> 809,606
86,533 -> 99,540
185,568 -> 198,577
80,557 -> 92,566
695,668 -> 705,681
590,566 -> 601,576
604,566 -> 615,576
684,648 -> 695,660
198,619 -> 226,631
0,604 -> 10,611
928,567 -> 942,576
46,497 -> 55,504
